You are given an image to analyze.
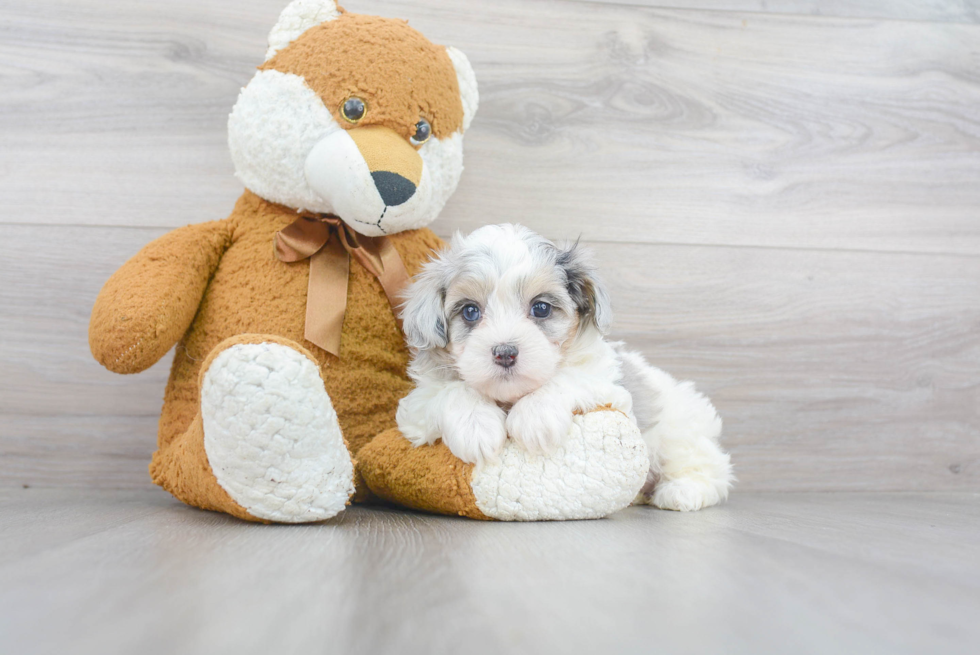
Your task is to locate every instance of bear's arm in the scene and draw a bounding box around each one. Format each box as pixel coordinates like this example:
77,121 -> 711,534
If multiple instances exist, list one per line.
89,220 -> 233,374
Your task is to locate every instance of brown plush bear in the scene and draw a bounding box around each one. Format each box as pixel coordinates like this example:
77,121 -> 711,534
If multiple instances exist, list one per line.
89,0 -> 649,523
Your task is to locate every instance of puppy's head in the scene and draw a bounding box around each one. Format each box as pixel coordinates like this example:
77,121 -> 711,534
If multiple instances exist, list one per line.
402,224 -> 612,403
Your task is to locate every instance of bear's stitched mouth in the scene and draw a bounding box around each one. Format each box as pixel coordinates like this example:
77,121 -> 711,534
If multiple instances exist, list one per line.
350,207 -> 388,234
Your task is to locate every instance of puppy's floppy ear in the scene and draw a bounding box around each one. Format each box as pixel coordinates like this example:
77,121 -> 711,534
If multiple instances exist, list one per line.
557,242 -> 613,334
400,260 -> 449,351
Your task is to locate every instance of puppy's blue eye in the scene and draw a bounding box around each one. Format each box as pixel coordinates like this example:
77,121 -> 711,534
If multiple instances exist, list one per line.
462,304 -> 481,322
531,301 -> 552,318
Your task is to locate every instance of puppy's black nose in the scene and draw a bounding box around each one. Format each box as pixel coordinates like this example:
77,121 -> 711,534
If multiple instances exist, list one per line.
492,344 -> 519,368
371,171 -> 417,207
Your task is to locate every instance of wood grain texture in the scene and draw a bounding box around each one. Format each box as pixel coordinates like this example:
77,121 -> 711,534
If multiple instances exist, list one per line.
0,225 -> 172,419
1,0 -> 978,493
2,225 -> 977,491
1,0 -> 979,254
1,490 -> 979,655
1,416 -> 158,490
566,0 -> 980,24
597,242 -> 980,491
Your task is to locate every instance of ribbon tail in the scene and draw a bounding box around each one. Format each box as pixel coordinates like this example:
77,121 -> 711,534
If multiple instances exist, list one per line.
375,239 -> 412,332
305,237 -> 350,357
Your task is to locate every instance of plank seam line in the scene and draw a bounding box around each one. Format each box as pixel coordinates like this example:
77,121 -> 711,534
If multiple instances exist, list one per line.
573,238 -> 980,260
2,223 -> 979,260
562,0 -> 980,28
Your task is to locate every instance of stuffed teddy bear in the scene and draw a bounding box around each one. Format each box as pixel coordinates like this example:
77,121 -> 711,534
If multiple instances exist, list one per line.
89,0 -> 649,523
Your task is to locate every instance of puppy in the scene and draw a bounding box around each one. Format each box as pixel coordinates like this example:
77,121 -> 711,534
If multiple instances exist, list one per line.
396,224 -> 733,511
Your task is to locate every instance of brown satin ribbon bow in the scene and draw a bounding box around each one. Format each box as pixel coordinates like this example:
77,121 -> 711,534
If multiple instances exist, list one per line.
274,214 -> 410,357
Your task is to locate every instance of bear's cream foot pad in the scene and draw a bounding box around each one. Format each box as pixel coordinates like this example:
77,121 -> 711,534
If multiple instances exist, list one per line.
201,342 -> 355,522
472,410 -> 649,521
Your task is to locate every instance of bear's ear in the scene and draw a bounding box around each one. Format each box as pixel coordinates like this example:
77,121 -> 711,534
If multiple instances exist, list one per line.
265,0 -> 342,61
445,47 -> 479,132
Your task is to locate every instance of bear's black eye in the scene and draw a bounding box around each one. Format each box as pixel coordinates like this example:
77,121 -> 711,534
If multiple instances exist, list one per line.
341,97 -> 366,123
462,304 -> 481,322
531,301 -> 552,318
410,118 -> 431,145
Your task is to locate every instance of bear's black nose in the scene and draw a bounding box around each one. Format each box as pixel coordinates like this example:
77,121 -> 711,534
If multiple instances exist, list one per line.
371,171 -> 417,207
492,344 -> 519,369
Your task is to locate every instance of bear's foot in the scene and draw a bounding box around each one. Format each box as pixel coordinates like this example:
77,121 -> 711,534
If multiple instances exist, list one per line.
201,341 -> 355,522
359,407 -> 649,521
471,409 -> 649,521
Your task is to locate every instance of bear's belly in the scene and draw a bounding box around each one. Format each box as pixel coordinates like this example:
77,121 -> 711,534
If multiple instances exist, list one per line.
158,210 -> 415,455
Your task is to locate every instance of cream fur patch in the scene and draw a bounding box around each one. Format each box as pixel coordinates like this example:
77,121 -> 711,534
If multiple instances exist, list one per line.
470,411 -> 649,521
201,342 -> 355,523
266,0 -> 341,61
446,47 -> 479,132
229,69 -> 342,213
416,132 -> 465,226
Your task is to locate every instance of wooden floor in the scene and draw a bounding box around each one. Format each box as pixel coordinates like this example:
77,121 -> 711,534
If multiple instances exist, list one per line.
1,489 -> 977,655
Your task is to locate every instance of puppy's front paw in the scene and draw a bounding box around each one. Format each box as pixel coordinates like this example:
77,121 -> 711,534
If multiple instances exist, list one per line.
441,402 -> 508,464
396,396 -> 439,448
506,394 -> 573,456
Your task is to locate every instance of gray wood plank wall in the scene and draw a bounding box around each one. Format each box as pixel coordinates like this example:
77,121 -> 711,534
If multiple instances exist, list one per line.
1,0 -> 978,492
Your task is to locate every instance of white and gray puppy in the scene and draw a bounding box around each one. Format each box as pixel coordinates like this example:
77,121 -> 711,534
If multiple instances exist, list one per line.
396,224 -> 733,511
